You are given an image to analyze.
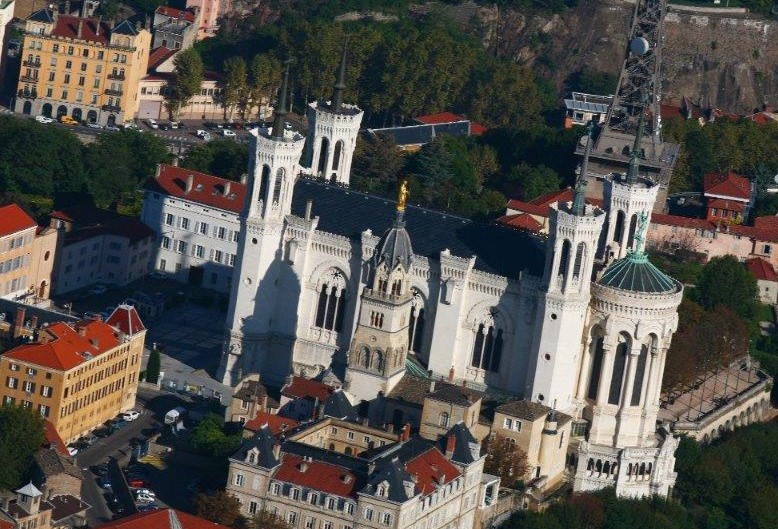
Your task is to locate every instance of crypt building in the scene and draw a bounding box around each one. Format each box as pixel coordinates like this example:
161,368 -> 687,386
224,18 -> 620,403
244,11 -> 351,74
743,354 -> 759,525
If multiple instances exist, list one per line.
212,56 -> 683,499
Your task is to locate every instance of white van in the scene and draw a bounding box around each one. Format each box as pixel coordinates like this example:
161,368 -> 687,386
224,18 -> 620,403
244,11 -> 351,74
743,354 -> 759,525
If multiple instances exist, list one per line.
164,406 -> 187,425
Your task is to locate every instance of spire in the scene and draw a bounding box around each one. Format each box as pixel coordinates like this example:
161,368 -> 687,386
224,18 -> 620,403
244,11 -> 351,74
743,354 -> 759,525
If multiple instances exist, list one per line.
572,121 -> 593,216
625,100 -> 646,185
271,59 -> 293,140
331,40 -> 348,112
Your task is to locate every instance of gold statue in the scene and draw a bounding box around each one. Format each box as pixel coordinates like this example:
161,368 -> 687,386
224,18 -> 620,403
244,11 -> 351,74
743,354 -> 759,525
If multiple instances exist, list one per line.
397,179 -> 410,212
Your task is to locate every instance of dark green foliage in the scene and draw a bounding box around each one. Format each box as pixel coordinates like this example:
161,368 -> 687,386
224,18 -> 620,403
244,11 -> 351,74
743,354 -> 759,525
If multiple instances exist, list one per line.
0,404 -> 45,490
351,133 -> 405,196
146,348 -> 161,385
190,413 -> 242,458
566,69 -> 619,96
181,140 -> 250,181
694,255 -> 758,321
506,163 -> 561,200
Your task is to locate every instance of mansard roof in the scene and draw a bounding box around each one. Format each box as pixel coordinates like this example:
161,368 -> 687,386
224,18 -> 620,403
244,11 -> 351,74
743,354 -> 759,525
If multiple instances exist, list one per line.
233,425 -> 279,469
322,390 -> 358,421
293,178 -> 544,278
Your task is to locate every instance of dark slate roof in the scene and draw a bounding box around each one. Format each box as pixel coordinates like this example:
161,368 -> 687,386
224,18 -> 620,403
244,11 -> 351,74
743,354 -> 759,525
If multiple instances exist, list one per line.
233,379 -> 267,401
495,399 -> 550,421
112,20 -> 139,35
34,449 -> 83,480
322,390 -> 358,421
368,121 -> 471,146
384,374 -> 431,406
374,212 -> 413,272
0,299 -> 77,327
428,383 -> 483,407
442,422 -> 479,465
233,426 -> 279,469
362,457 -> 413,502
48,495 -> 89,523
598,251 -> 679,294
28,8 -> 55,22
293,178 -> 545,278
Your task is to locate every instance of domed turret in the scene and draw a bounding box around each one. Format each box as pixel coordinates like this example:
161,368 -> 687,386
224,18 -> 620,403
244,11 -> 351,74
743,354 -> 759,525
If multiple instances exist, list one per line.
374,180 -> 413,273
598,251 -> 677,294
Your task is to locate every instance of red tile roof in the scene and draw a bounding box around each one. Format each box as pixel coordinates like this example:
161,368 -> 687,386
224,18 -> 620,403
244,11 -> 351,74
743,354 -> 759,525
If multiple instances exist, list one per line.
652,213 -> 778,243
43,420 -> 69,457
52,16 -> 111,46
746,257 -> 778,282
405,448 -> 461,495
50,206 -> 154,244
0,204 -> 36,238
105,305 -> 145,336
505,188 -> 603,219
282,376 -> 333,402
147,164 -> 246,214
147,46 -> 177,72
0,520 -> 12,529
703,172 -> 751,201
244,412 -> 299,436
650,213 -> 715,230
754,216 -> 778,231
274,454 -> 359,498
707,198 -> 745,212
3,320 -> 121,371
155,5 -> 196,22
497,213 -> 542,232
94,509 -> 230,529
414,112 -> 487,135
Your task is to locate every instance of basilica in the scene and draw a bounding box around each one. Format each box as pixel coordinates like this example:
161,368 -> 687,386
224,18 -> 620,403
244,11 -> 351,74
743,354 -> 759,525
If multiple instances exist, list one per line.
216,52 -> 683,498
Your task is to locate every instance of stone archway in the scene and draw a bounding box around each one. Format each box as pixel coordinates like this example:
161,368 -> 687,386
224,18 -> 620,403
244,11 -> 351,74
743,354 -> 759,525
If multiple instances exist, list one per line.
41,103 -> 52,117
22,101 -> 32,115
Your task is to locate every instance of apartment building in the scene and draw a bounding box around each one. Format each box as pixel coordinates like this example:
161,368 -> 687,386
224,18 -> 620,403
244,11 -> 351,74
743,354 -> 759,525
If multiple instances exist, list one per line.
0,204 -> 58,302
227,420 -> 493,529
141,163 -> 243,292
152,5 -> 197,50
0,305 -> 146,443
186,0 -> 229,39
14,8 -> 151,125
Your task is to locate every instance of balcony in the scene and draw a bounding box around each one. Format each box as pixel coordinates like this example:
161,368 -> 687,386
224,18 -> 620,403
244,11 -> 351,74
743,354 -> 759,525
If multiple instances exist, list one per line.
107,72 -> 125,81
104,88 -> 123,96
101,104 -> 121,113
17,88 -> 37,99
22,60 -> 41,67
19,75 -> 38,83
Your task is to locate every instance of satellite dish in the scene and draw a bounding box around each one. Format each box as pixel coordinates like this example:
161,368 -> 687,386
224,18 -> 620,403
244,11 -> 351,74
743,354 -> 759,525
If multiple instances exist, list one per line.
630,37 -> 650,56
773,173 -> 778,184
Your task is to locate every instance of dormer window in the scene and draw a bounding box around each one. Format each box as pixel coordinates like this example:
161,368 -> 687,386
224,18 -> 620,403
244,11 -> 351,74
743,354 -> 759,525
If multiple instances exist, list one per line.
377,485 -> 385,497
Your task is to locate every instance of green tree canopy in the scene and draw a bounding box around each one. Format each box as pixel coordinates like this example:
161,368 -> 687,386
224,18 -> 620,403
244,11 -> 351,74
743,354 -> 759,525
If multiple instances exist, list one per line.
146,348 -> 161,385
506,163 -> 561,200
222,56 -> 247,121
190,413 -> 242,457
168,48 -> 205,119
0,404 -> 45,490
182,140 -> 249,181
694,255 -> 758,321
195,490 -> 242,527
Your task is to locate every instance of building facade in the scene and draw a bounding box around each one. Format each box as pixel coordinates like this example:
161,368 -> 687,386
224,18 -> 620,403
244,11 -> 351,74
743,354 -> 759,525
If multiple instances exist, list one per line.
14,8 -> 151,125
0,306 -> 145,443
152,6 -> 197,50
185,0 -> 228,39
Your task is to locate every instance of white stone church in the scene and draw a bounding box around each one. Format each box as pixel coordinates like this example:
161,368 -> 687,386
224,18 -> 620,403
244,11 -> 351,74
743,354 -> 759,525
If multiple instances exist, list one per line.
216,54 -> 683,498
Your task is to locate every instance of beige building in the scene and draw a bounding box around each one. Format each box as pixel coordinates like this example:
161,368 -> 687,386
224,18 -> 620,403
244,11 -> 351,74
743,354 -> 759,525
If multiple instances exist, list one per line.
0,203 -> 57,302
0,306 -> 146,443
14,8 -> 151,126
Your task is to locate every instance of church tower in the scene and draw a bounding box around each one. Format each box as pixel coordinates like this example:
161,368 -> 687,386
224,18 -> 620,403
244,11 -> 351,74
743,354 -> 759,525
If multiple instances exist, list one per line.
305,42 -> 364,185
602,103 -> 660,260
344,181 -> 413,404
527,124 -> 606,412
218,61 -> 307,386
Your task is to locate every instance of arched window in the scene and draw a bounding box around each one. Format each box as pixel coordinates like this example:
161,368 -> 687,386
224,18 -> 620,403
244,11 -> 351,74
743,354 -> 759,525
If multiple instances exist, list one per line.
587,332 -> 605,400
374,351 -> 384,372
603,461 -> 610,475
630,339 -> 651,406
573,242 -> 586,280
272,168 -> 284,204
258,165 -> 270,203
608,333 -> 630,405
314,269 -> 346,331
438,412 -> 449,427
627,214 -> 638,249
333,140 -> 343,171
317,137 -> 330,176
408,290 -> 426,354
361,346 -> 371,369
558,239 -> 572,283
614,211 -> 625,244
470,320 -> 503,373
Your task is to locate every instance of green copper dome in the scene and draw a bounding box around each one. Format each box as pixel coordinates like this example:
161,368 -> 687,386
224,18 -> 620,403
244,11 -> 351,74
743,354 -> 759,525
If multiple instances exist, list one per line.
598,251 -> 678,294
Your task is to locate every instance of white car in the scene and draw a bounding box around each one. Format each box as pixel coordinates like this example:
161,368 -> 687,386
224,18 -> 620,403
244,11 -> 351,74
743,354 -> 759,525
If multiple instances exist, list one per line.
135,492 -> 155,503
105,124 -> 120,132
87,122 -> 103,129
67,445 -> 78,456
222,129 -> 237,138
135,489 -> 156,498
35,115 -> 54,124
146,119 -> 159,129
122,410 -> 140,422
123,122 -> 138,130
196,130 -> 211,141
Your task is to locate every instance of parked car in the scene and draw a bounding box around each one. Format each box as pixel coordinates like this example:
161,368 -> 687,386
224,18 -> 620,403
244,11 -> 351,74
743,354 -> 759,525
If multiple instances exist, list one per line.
146,119 -> 159,129
35,115 -> 54,124
123,122 -> 139,130
91,464 -> 109,476
81,433 -> 98,445
59,115 -> 78,125
222,129 -> 237,138
105,124 -> 120,132
87,122 -> 103,130
98,477 -> 112,490
109,419 -> 128,432
159,122 -> 171,131
122,410 -> 140,422
93,427 -> 111,438
135,492 -> 155,503
195,129 -> 211,141
67,445 -> 78,456
135,489 -> 156,498
128,478 -> 148,488
138,503 -> 159,512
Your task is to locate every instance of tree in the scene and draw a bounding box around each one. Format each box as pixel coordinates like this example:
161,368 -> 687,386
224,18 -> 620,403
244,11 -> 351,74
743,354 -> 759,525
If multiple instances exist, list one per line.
245,510 -> 292,529
351,133 -> 405,196
222,57 -> 247,121
0,404 -> 45,490
483,435 -> 529,488
695,255 -> 758,321
182,140 -> 249,181
195,490 -> 242,527
567,69 -> 619,95
248,54 -> 282,120
190,413 -> 242,457
168,49 -> 204,119
146,348 -> 161,384
506,163 -> 561,201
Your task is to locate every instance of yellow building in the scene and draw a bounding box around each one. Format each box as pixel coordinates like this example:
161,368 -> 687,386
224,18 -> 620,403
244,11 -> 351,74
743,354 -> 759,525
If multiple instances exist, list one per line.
14,8 -> 151,126
0,305 -> 146,443
0,203 -> 57,302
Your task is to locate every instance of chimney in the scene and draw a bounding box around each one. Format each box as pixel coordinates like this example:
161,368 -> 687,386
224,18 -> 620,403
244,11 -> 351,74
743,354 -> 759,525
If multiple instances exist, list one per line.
155,164 -> 162,178
272,442 -> 280,460
171,157 -> 179,167
29,315 -> 38,329
304,199 -> 313,220
90,338 -> 99,348
223,181 -> 231,197
429,380 -> 436,393
361,417 -> 369,427
13,307 -> 26,339
77,19 -> 83,38
185,175 -> 194,194
95,17 -> 101,36
399,423 -> 411,442
64,0 -> 70,14
445,434 -> 456,458
77,325 -> 86,337
448,366 -> 455,381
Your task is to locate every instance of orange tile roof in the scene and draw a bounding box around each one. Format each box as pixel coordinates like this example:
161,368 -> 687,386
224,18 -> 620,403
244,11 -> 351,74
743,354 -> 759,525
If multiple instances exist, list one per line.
3,320 -> 121,371
43,420 -> 69,456
497,213 -> 543,232
274,454 -> 359,498
105,305 -> 145,336
52,16 -> 111,46
414,112 -> 488,135
94,509 -> 230,529
0,204 -> 36,238
746,257 -> 778,282
650,213 -> 716,230
155,5 -> 196,22
703,172 -> 751,201
147,46 -> 177,72
146,164 -> 246,214
707,199 -> 745,212
405,448 -> 461,495
506,188 -> 603,218
282,376 -> 333,402
754,216 -> 778,230
244,412 -> 299,436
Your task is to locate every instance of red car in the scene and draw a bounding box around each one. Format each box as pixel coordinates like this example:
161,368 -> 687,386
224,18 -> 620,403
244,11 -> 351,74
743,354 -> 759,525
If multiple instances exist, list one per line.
128,479 -> 148,488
